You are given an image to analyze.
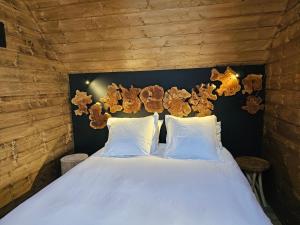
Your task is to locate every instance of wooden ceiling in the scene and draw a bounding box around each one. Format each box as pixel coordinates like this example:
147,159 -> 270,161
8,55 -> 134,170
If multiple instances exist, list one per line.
23,0 -> 289,72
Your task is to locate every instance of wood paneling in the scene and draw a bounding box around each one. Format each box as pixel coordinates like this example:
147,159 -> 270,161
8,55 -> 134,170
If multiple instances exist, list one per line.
1,0 -> 298,220
24,0 -> 287,73
264,1 -> 300,224
0,0 -> 73,215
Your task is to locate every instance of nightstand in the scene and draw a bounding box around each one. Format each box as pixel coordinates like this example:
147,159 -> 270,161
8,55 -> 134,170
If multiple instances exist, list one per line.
236,156 -> 270,207
60,153 -> 88,175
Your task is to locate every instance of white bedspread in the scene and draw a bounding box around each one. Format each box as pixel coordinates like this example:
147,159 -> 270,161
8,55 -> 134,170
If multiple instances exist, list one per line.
0,148 -> 271,225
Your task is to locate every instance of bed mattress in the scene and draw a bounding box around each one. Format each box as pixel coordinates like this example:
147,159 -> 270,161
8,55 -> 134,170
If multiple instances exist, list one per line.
0,148 -> 271,225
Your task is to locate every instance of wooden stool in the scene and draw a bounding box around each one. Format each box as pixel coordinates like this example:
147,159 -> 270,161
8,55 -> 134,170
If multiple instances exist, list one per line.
60,153 -> 88,175
236,156 -> 270,207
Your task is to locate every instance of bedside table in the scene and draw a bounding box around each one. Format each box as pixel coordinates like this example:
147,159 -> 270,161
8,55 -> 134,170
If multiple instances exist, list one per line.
60,153 -> 88,175
236,156 -> 270,207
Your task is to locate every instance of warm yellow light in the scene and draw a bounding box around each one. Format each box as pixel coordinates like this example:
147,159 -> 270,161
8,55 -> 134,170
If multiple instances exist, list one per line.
89,80 -> 107,100
85,80 -> 90,85
235,73 -> 240,78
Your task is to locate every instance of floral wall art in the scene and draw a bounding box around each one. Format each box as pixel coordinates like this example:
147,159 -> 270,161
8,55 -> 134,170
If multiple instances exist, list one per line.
71,67 -> 264,129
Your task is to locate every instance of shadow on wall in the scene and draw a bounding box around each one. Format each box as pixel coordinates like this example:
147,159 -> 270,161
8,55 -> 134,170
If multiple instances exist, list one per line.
0,138 -> 73,217
263,142 -> 300,225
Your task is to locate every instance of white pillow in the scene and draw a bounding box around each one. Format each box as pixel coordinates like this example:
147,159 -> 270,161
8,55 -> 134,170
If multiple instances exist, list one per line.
216,121 -> 222,150
102,113 -> 158,157
164,115 -> 219,160
152,143 -> 167,157
151,120 -> 163,154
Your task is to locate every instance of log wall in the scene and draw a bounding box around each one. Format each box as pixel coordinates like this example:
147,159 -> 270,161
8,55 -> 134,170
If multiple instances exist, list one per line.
0,0 -> 73,215
264,1 -> 300,224
1,0 -> 299,223
25,0 -> 287,72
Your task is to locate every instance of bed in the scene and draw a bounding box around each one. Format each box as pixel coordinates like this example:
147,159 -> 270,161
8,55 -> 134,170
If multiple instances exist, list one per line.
0,146 -> 271,225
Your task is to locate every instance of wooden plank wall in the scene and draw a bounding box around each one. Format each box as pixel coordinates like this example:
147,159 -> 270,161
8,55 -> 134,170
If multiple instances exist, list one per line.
25,0 -> 287,72
1,0 -> 299,221
264,0 -> 300,224
0,0 -> 73,215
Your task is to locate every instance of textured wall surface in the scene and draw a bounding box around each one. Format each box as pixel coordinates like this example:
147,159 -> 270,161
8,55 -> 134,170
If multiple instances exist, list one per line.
264,1 -> 300,224
0,0 -> 299,223
24,0 -> 287,73
0,0 -> 73,215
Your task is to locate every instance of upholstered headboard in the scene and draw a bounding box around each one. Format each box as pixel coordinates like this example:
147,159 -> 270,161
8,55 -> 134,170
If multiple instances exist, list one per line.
69,65 -> 265,156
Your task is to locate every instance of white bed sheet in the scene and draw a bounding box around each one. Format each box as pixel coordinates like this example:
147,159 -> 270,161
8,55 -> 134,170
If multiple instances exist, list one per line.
0,147 -> 271,225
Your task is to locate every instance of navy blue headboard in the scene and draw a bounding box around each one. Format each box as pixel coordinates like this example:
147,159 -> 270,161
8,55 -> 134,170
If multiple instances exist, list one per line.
69,65 -> 265,157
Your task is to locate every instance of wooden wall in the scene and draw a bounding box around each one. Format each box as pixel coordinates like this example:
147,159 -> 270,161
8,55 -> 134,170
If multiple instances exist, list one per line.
264,0 -> 300,224
1,0 -> 299,221
25,0 -> 287,73
0,0 -> 73,215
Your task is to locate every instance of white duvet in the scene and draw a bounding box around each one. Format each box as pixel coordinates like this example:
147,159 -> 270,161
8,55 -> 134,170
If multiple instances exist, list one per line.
0,148 -> 271,225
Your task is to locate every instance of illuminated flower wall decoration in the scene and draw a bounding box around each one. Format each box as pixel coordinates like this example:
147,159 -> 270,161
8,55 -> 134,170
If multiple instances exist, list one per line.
163,87 -> 191,117
71,90 -> 93,116
140,85 -> 164,113
210,67 -> 241,96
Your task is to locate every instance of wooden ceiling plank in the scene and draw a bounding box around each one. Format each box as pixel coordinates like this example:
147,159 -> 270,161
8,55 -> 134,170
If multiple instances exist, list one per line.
147,0 -> 286,11
42,13 -> 281,44
65,50 -> 268,72
49,27 -> 276,54
25,0 -> 248,10
36,1 -> 286,33
29,0 -> 286,21
20,0 -> 289,72
59,39 -> 271,63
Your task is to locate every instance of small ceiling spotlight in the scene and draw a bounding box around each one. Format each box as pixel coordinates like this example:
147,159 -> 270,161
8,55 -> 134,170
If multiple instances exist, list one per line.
85,80 -> 90,85
235,73 -> 240,78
